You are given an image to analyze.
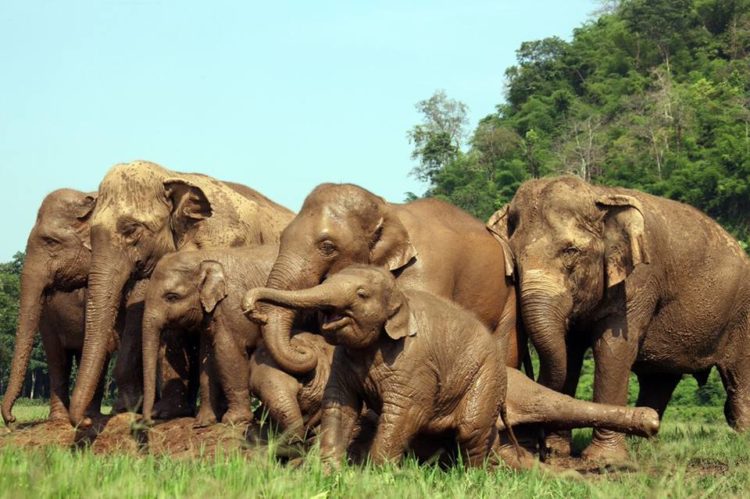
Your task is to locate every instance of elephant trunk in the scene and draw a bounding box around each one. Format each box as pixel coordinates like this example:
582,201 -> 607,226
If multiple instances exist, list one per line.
519,269 -> 571,392
252,282 -> 347,311
258,256 -> 320,375
69,247 -> 131,426
1,267 -> 48,425
141,307 -> 163,424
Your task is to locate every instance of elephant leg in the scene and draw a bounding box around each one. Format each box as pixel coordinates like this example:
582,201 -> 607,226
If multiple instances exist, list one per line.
155,331 -> 198,419
582,317 -> 640,462
635,371 -> 681,418
718,353 -> 750,432
457,368 -> 506,467
212,319 -> 252,425
40,326 -> 70,422
543,340 -> 587,457
505,368 -> 660,436
320,378 -> 363,466
253,370 -> 305,441
113,296 -> 145,413
195,336 -> 221,427
369,399 -> 423,465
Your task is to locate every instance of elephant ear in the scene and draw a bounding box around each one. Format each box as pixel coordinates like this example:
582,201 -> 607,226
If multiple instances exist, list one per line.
596,194 -> 650,288
369,208 -> 417,272
164,178 -> 213,248
383,289 -> 417,340
486,205 -> 515,279
198,260 -> 227,313
74,194 -> 97,222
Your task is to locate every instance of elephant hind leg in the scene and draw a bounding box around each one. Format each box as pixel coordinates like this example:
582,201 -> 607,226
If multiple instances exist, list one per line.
251,367 -> 305,442
718,357 -> 750,432
635,372 -> 681,418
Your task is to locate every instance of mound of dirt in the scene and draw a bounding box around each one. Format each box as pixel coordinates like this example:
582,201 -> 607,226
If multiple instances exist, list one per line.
0,414 -> 273,459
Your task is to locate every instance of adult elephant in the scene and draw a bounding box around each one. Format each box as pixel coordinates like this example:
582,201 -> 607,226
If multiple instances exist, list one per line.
487,175 -> 750,462
252,183 -> 523,377
2,189 -> 99,424
68,160 -> 294,426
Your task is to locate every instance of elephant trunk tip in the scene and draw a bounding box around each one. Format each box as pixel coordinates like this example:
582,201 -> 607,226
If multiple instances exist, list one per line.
638,408 -> 660,437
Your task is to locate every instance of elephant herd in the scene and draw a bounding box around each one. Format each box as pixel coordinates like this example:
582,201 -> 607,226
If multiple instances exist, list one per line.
3,160 -> 749,469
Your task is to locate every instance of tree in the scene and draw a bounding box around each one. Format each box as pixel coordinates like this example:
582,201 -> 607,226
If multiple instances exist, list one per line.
406,90 -> 469,183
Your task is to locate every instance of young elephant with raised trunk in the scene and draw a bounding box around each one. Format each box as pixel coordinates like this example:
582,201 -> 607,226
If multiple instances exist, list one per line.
488,175 -> 750,462
244,265 -> 660,467
1,189 -> 107,425
142,246 -> 278,427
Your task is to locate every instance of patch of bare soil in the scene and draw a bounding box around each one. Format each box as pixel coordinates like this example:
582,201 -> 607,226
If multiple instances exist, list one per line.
0,414 -> 277,459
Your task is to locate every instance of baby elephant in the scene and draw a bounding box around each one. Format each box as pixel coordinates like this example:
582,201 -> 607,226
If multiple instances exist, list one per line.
245,265 -> 660,467
142,245 -> 278,427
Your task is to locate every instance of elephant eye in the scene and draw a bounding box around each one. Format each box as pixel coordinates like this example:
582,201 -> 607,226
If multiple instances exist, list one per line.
356,288 -> 370,299
562,246 -> 581,257
319,240 -> 337,257
164,292 -> 180,303
119,221 -> 144,244
42,236 -> 61,249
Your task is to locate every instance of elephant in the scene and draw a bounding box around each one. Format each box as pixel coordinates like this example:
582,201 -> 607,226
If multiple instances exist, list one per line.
248,332 -> 334,440
253,183 -> 525,382
244,265 -> 660,467
141,245 -> 279,427
487,175 -> 750,462
1,189 -> 108,425
69,160 -> 294,427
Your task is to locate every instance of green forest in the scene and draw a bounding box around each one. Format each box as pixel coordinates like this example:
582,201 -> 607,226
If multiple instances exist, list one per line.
1,0 -> 749,400
408,0 -> 750,252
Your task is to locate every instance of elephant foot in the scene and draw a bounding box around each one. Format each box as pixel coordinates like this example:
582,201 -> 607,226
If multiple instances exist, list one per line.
496,443 -> 537,470
221,408 -> 253,426
193,414 -> 218,428
581,437 -> 630,464
48,409 -> 71,424
544,431 -> 572,457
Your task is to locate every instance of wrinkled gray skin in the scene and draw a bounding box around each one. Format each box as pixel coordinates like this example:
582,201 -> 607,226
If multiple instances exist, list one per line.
141,246 -> 278,427
245,265 -> 660,467
488,175 -> 750,462
70,160 -> 293,427
248,332 -> 334,440
1,190 -> 108,425
257,183 -> 524,381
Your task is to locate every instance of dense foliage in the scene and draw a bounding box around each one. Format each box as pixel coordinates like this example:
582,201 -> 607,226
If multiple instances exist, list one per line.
409,0 -> 750,250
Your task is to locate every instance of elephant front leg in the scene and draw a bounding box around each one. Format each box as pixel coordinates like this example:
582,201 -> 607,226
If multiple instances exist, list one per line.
194,336 -> 221,427
583,316 -> 641,463
545,339 -> 587,457
369,398 -> 423,465
155,332 -> 198,419
320,379 -> 362,468
212,319 -> 252,425
635,372 -> 681,418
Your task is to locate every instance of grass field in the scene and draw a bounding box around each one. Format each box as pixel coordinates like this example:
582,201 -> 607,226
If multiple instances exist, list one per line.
1,401 -> 749,498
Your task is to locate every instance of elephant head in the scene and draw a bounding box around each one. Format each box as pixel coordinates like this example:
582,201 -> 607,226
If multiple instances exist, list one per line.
487,176 -> 648,391
141,254 -> 227,422
245,265 -> 413,351
2,189 -> 96,424
255,184 -> 416,374
69,161 -> 217,425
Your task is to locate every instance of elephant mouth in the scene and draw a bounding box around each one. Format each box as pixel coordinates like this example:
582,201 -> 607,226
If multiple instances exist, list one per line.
320,311 -> 351,332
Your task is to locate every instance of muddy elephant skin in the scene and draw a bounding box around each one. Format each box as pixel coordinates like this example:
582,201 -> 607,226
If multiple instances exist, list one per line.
141,245 -> 279,427
70,160 -> 294,426
256,183 -> 523,379
1,189 -> 109,425
248,332 -> 334,439
487,175 -> 750,461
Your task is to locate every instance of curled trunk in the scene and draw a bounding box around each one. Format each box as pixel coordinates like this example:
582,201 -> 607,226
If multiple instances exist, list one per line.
1,270 -> 47,425
258,257 -> 323,375
69,250 -> 131,426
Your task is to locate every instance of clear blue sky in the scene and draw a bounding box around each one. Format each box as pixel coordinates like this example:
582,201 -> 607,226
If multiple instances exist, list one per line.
0,0 -> 596,260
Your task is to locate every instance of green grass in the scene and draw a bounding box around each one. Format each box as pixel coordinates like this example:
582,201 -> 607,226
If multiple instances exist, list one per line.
2,401 -> 750,498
